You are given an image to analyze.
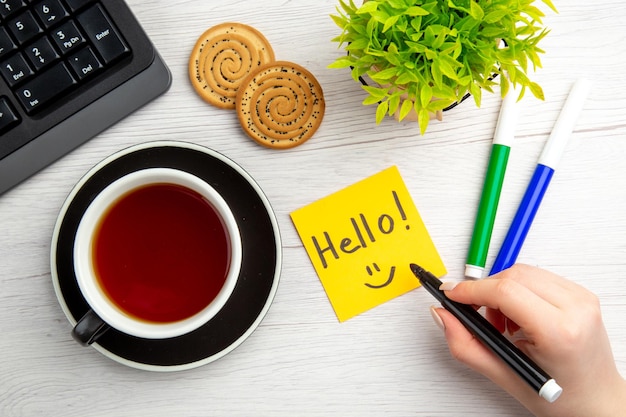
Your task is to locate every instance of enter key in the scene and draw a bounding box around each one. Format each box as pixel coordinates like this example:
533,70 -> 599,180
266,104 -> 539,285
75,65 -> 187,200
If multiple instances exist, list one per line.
77,4 -> 130,64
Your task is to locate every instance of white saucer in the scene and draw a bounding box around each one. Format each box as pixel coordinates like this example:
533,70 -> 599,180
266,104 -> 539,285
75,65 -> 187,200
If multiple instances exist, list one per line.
50,141 -> 282,371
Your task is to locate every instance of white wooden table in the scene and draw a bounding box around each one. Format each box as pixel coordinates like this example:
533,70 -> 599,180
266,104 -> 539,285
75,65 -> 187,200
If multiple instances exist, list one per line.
2,1 -> 626,416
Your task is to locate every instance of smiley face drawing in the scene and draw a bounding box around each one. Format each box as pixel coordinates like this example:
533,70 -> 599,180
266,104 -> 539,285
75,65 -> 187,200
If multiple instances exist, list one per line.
364,263 -> 395,289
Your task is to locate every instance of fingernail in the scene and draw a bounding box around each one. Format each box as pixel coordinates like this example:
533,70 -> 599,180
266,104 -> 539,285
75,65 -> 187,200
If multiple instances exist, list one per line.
439,281 -> 458,291
430,306 -> 445,331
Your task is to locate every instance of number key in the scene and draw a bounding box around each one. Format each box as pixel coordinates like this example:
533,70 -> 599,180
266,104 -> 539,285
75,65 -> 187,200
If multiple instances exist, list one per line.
7,10 -> 43,45
0,0 -> 26,19
51,20 -> 85,54
1,52 -> 34,87
24,36 -> 60,70
14,61 -> 77,113
34,0 -> 69,29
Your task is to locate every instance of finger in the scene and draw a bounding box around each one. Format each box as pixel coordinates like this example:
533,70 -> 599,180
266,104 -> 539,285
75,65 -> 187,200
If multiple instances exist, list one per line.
442,276 -> 560,337
484,307 -> 522,336
490,264 -> 587,308
485,307 -> 506,333
433,307 -> 504,375
506,318 -> 521,335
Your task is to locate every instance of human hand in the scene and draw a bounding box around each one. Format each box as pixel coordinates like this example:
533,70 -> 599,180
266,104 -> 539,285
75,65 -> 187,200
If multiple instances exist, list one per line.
430,264 -> 626,417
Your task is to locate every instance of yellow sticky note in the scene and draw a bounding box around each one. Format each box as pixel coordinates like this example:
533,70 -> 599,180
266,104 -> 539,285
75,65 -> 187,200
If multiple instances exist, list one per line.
290,166 -> 446,322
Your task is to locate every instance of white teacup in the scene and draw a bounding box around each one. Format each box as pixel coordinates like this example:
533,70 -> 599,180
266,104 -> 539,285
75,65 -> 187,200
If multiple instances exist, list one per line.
72,168 -> 242,344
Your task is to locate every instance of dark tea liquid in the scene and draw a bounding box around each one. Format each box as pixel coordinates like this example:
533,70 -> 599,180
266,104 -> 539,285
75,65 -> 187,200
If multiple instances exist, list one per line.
92,183 -> 231,324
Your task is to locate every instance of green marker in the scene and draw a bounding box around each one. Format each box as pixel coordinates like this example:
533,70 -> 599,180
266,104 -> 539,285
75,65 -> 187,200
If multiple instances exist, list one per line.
465,89 -> 519,279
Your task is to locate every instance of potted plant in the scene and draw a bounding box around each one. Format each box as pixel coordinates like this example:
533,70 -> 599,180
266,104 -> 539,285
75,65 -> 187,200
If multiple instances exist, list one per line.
330,0 -> 557,134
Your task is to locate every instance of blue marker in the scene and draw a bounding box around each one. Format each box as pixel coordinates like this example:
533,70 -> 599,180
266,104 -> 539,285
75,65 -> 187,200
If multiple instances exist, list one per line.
490,79 -> 591,275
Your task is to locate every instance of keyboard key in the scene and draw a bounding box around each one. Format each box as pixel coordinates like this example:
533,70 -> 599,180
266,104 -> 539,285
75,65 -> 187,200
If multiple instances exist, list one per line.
33,0 -> 70,29
0,27 -> 18,59
14,61 -> 76,113
68,45 -> 102,80
7,10 -> 44,44
1,52 -> 34,86
77,4 -> 129,64
63,0 -> 94,12
0,0 -> 26,19
24,36 -> 60,70
0,96 -> 20,132
51,20 -> 85,54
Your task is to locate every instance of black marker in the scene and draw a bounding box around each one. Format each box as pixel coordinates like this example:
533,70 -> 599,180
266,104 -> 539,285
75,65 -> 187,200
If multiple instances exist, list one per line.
410,263 -> 563,403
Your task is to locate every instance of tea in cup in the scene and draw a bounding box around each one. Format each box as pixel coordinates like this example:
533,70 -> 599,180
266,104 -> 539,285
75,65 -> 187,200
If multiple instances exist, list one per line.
71,168 -> 242,345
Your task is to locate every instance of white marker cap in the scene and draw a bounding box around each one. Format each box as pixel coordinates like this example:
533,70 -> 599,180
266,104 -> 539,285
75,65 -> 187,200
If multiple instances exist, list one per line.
492,83 -> 520,147
464,264 -> 485,279
538,78 -> 591,169
539,379 -> 563,403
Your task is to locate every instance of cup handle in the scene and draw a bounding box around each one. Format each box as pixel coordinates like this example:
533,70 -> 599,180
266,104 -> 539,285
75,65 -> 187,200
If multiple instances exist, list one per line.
72,309 -> 110,346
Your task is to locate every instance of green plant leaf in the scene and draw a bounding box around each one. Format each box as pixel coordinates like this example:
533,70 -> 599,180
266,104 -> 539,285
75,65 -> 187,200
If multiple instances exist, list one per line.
370,67 -> 399,81
399,98 -> 414,120
388,41 -> 399,53
345,38 -> 369,51
418,108 -> 430,135
431,62 -> 443,89
406,6 -> 429,17
420,84 -> 433,108
388,92 -> 401,116
383,15 -> 400,32
357,1 -> 378,15
376,101 -> 389,124
363,95 -> 382,106
424,47 -> 438,60
337,0 -> 354,14
328,57 -> 355,69
500,75 -> 510,97
362,85 -> 389,101
479,25 -> 505,38
541,0 -> 558,13
371,10 -> 390,24
457,75 -> 472,87
395,69 -> 418,84
432,84 -> 457,101
385,42 -> 401,65
435,57 -> 458,80
456,15 -> 480,32
330,13 -> 348,29
524,5 -> 546,21
405,41 -> 427,53
386,0 -> 404,8
528,81 -> 545,100
527,49 -> 543,70
447,0 -> 468,14
469,1 -> 484,21
483,9 -> 509,24
428,99 -> 455,111
469,82 -> 482,107
410,15 -> 423,32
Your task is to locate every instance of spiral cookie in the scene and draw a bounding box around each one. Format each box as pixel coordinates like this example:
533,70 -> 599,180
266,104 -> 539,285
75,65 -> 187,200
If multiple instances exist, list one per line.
189,23 -> 275,109
236,61 -> 325,149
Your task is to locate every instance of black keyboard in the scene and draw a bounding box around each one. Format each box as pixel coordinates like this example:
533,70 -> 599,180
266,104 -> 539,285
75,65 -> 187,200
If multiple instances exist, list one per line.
0,0 -> 171,194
